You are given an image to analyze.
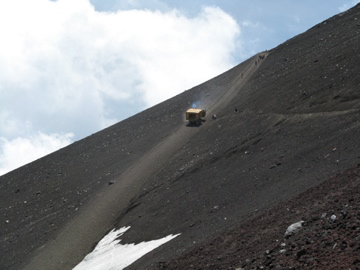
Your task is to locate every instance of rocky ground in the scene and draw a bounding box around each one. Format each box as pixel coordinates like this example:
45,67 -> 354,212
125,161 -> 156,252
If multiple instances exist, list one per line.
160,165 -> 360,269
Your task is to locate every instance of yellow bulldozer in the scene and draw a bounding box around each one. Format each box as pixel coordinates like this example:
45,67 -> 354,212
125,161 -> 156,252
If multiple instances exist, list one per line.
185,108 -> 206,125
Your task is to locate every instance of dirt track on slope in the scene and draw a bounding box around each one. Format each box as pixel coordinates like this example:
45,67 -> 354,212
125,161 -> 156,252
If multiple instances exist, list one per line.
24,54 -> 268,270
206,52 -> 269,116
24,122 -> 199,270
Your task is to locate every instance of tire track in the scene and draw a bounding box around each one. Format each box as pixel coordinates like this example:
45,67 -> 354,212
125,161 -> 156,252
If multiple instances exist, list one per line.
24,53 -> 268,270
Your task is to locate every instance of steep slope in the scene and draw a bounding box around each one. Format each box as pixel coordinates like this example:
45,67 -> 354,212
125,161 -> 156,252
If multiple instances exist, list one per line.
231,6 -> 360,115
122,4 -> 360,269
0,3 -> 359,270
1,51 -> 258,269
22,54 -> 264,270
163,165 -> 360,269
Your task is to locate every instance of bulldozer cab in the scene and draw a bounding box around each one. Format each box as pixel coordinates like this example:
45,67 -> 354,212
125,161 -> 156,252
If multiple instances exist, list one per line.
186,108 -> 206,125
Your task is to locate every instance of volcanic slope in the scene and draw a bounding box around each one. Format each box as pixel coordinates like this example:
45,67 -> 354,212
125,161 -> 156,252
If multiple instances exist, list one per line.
21,53 -> 262,270
121,3 -> 360,269
1,40 -> 261,269
0,3 -> 359,270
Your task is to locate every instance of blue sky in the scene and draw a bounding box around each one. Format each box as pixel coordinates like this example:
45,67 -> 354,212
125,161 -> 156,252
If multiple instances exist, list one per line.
0,0 -> 359,175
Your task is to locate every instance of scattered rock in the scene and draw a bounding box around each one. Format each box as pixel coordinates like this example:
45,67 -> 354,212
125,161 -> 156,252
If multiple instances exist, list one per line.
284,220 -> 304,238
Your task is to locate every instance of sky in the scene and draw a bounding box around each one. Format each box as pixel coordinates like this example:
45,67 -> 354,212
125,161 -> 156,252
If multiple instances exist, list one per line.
0,0 -> 359,176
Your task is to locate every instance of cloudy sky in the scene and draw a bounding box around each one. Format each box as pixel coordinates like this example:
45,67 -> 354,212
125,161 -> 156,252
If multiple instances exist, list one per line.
0,0 -> 359,176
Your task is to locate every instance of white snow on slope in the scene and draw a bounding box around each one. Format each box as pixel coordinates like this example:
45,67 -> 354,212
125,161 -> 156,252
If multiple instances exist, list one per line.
73,226 -> 180,270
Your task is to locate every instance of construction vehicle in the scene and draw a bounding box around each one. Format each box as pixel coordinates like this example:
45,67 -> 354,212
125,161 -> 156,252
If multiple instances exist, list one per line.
185,108 -> 206,125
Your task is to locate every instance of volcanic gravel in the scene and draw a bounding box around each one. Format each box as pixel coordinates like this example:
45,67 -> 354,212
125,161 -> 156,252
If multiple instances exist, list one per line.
1,3 -> 360,270
158,165 -> 360,270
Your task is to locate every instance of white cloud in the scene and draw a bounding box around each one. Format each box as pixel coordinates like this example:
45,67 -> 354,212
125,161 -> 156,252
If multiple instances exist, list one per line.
0,0 -> 240,175
0,132 -> 74,176
128,7 -> 240,105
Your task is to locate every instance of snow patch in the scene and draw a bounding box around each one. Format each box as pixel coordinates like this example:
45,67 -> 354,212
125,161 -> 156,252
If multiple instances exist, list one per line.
73,226 -> 180,270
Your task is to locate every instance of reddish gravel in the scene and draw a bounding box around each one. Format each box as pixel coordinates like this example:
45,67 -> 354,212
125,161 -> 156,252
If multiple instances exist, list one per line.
159,165 -> 360,270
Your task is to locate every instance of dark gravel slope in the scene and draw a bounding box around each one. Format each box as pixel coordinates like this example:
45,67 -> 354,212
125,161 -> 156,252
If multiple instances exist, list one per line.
0,3 -> 359,270
231,5 -> 360,115
124,3 -> 360,269
0,48 -> 257,270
